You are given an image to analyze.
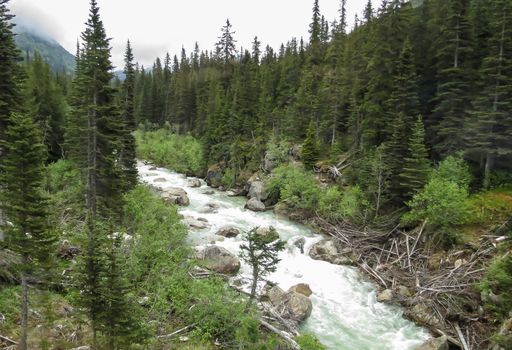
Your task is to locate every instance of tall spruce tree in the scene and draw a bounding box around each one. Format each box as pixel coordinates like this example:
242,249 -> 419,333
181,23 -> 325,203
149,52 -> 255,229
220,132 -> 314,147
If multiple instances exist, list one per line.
301,121 -> 320,170
0,113 -> 53,350
467,0 -> 512,189
0,0 -> 22,153
120,41 -> 138,191
399,116 -> 431,199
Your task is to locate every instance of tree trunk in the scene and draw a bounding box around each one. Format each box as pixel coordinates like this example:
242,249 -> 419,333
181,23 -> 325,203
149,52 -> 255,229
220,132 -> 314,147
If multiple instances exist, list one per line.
20,271 -> 28,350
483,153 -> 493,190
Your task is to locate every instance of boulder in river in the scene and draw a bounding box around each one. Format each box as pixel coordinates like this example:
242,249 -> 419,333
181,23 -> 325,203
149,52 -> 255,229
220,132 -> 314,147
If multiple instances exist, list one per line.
247,181 -> 267,201
201,202 -> 220,214
255,226 -> 279,241
202,190 -> 215,195
161,187 -> 190,206
288,283 -> 312,297
206,164 -> 224,188
197,245 -> 241,275
148,166 -> 158,171
376,289 -> 394,302
292,237 -> 306,254
308,239 -> 354,265
216,226 -> 240,238
245,198 -> 266,212
267,285 -> 312,322
187,178 -> 202,188
406,304 -> 443,329
153,177 -> 167,183
415,336 -> 448,350
185,217 -> 209,230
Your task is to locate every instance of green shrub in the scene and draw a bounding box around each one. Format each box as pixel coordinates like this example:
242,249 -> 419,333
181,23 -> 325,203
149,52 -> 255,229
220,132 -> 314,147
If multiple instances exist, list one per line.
431,156 -> 472,188
318,187 -> 344,220
296,333 -> 326,350
403,178 -> 471,228
266,137 -> 289,166
135,129 -> 204,175
480,253 -> 512,319
338,186 -> 371,224
267,164 -> 319,210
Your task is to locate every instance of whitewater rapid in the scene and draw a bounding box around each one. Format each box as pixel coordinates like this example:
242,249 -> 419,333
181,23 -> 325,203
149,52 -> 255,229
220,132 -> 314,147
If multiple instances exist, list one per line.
137,162 -> 430,350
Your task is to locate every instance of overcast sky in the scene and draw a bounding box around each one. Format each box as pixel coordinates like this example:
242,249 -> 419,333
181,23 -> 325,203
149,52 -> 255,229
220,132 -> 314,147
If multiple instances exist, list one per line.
9,0 -> 377,69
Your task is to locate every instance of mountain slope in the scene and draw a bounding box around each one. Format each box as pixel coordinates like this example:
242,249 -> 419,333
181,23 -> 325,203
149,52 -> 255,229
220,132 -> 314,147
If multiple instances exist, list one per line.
14,31 -> 75,73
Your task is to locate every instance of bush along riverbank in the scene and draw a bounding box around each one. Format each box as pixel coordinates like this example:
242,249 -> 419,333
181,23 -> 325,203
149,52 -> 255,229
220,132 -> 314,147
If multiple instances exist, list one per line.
137,129 -> 512,350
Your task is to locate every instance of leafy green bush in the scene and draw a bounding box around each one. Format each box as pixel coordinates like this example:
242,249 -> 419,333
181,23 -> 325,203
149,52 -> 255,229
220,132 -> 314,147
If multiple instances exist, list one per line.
267,164 -> 319,210
480,253 -> 512,318
403,157 -> 472,245
135,129 -> 204,175
296,333 -> 326,350
318,187 -> 344,220
431,155 -> 471,188
403,178 -> 471,227
266,136 -> 289,166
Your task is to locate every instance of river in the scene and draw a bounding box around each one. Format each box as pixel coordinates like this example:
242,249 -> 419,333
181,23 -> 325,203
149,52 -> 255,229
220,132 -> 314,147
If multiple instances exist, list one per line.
138,162 -> 430,350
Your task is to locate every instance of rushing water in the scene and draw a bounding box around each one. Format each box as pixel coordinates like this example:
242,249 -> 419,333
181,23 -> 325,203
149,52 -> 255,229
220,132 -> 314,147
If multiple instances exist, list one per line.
138,162 -> 430,350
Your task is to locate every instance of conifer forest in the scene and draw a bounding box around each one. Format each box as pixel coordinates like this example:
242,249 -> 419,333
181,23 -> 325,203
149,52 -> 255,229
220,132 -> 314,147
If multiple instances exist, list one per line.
1,0 -> 512,349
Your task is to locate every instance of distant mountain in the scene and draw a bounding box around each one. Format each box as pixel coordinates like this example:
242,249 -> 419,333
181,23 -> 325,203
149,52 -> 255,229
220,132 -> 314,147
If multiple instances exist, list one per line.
14,30 -> 75,73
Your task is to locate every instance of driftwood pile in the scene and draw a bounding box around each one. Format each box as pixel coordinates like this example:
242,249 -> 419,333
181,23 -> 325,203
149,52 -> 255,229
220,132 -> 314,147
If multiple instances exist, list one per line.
314,216 -> 503,350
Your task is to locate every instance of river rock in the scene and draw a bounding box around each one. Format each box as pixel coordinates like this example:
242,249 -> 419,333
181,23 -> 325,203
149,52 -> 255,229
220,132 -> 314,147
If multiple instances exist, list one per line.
148,166 -> 157,171
377,289 -> 394,302
161,187 -> 190,206
187,178 -> 202,188
185,217 -> 209,230
245,198 -> 266,212
255,226 -> 279,241
288,283 -> 312,297
248,181 -> 267,201
406,304 -> 443,329
415,336 -> 449,350
197,217 -> 208,222
197,245 -> 241,275
292,237 -> 306,254
203,190 -> 215,195
153,177 -> 167,183
206,164 -> 224,188
227,187 -> 246,197
308,239 -> 354,265
201,202 -> 220,214
267,285 -> 313,322
216,226 -> 240,238
396,285 -> 412,297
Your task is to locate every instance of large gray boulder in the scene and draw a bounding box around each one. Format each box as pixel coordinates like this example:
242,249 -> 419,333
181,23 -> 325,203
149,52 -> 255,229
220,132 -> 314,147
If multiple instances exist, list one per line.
185,217 -> 209,230
248,181 -> 267,201
187,178 -> 202,188
216,226 -> 240,238
415,336 -> 449,350
262,152 -> 278,173
255,226 -> 279,241
161,187 -> 190,206
197,245 -> 241,275
267,285 -> 313,322
245,198 -> 266,212
206,164 -> 224,188
308,239 -> 354,265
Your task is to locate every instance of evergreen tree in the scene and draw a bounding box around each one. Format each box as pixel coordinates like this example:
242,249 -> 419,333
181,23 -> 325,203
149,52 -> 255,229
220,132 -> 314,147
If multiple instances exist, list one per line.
301,121 -> 319,170
239,227 -> 285,309
431,0 -> 474,157
26,52 -> 67,162
120,41 -> 138,191
0,113 -> 53,350
467,0 -> 512,189
0,0 -> 22,153
399,116 -> 431,199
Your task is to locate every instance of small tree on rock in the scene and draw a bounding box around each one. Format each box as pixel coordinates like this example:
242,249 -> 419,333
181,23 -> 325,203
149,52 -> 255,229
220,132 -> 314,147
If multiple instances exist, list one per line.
239,227 -> 285,310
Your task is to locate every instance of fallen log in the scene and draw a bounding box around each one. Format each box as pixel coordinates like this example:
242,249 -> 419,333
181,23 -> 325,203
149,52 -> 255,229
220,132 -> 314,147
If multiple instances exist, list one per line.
260,319 -> 300,350
0,334 -> 18,345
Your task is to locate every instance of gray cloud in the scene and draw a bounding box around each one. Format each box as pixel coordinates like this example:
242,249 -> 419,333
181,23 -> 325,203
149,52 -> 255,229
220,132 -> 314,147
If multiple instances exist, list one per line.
9,1 -> 64,43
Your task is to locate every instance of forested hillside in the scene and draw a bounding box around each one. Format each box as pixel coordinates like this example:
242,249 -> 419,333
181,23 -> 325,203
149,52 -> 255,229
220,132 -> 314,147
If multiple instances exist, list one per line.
1,0 -> 512,349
